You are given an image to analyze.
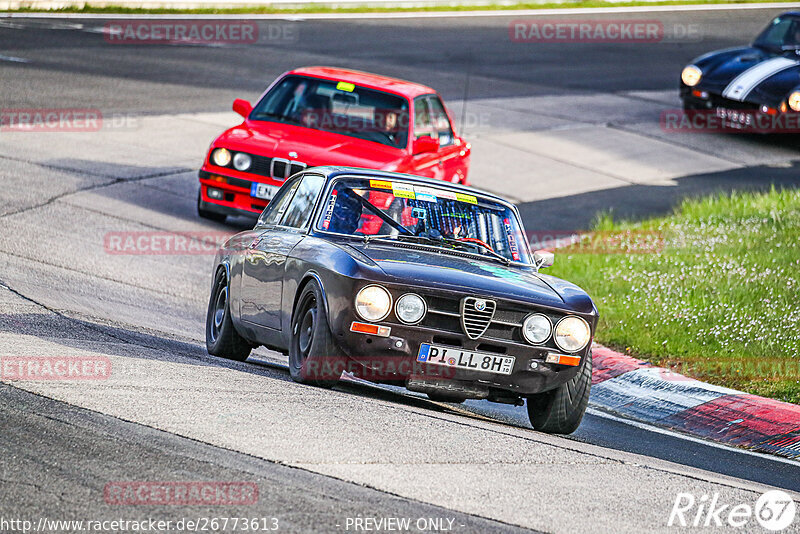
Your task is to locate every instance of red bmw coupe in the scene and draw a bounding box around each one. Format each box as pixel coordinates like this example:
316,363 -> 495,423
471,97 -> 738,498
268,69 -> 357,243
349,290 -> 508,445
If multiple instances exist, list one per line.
198,66 -> 471,221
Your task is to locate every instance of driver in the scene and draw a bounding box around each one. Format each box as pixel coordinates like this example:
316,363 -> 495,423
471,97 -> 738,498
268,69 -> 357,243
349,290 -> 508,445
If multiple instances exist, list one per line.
327,188 -> 364,235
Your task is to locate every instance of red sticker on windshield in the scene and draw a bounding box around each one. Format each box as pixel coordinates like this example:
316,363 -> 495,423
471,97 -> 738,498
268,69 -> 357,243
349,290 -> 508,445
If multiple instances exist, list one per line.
322,190 -> 337,230
504,218 -> 520,261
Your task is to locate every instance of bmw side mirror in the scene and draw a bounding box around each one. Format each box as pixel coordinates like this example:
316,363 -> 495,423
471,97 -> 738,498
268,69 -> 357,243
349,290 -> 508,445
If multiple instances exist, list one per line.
233,98 -> 253,118
533,250 -> 554,269
412,135 -> 439,155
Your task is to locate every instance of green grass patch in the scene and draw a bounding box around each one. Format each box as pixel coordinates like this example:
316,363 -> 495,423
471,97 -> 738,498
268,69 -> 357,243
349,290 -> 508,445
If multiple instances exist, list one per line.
547,186 -> 800,404
6,0 -> 799,15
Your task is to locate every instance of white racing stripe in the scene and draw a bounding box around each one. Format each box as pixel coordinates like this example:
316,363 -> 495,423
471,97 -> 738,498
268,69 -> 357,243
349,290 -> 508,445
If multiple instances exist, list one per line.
722,56 -> 799,101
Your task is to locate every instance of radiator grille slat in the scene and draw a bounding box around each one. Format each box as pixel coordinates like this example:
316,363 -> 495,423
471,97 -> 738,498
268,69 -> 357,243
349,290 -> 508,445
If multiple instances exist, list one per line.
460,297 -> 496,340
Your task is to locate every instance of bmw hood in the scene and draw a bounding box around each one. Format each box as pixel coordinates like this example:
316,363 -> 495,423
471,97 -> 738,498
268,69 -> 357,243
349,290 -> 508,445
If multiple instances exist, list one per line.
216,121 -> 406,170
347,242 -> 594,314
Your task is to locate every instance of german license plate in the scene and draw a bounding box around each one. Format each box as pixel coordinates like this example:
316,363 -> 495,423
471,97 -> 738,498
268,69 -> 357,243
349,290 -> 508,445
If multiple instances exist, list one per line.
251,182 -> 279,200
715,107 -> 753,128
417,343 -> 515,375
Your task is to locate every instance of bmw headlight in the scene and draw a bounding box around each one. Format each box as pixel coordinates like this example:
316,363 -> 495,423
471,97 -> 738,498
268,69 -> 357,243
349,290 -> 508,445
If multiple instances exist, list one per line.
522,313 -> 552,344
395,293 -> 426,324
233,152 -> 252,171
554,316 -> 591,353
212,148 -> 232,167
789,91 -> 800,112
355,285 -> 392,322
681,65 -> 702,87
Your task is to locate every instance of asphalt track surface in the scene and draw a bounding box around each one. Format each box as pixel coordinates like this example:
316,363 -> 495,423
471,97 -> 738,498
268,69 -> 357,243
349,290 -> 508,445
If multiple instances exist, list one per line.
1,6 -> 800,533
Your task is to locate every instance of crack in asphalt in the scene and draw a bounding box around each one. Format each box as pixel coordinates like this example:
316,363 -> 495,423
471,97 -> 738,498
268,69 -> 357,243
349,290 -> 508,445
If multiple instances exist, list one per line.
0,153 -> 191,220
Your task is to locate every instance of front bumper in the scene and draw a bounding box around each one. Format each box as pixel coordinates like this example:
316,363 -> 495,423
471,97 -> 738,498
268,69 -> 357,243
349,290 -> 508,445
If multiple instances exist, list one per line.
332,315 -> 589,397
199,169 -> 279,216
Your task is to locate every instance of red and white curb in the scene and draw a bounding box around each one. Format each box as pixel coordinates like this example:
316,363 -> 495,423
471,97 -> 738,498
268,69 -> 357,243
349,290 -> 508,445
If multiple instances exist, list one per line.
591,345 -> 800,460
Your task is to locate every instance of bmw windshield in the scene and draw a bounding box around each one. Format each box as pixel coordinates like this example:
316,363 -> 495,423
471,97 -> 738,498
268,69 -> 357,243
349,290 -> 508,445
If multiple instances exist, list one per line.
250,75 -> 410,149
316,177 -> 531,265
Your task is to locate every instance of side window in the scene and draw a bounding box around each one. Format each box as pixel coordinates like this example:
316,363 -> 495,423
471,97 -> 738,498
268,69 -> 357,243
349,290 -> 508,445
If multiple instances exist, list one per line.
257,178 -> 301,227
280,174 -> 325,229
427,96 -> 455,146
413,97 -> 434,139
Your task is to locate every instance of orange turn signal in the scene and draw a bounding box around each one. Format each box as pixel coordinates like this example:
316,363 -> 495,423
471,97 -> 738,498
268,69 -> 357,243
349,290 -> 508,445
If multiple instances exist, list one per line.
545,353 -> 581,366
350,322 -> 391,337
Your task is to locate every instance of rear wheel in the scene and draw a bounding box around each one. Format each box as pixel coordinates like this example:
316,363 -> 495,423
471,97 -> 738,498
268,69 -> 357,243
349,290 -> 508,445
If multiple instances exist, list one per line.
198,190 -> 227,222
526,351 -> 592,434
206,269 -> 251,361
289,281 -> 345,388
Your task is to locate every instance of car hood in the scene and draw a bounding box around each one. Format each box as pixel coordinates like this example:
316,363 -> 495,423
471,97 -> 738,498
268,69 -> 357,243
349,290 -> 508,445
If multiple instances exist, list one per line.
695,47 -> 800,104
217,120 -> 406,170
346,242 -> 594,314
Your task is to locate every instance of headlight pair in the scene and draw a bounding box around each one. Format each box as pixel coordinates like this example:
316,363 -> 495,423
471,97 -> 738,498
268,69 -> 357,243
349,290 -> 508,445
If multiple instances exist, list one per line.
355,286 -> 426,324
522,313 -> 590,353
211,148 -> 252,171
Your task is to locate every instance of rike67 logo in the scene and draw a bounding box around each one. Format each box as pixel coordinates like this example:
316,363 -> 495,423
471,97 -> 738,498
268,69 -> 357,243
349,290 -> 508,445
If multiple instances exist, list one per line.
669,490 -> 796,530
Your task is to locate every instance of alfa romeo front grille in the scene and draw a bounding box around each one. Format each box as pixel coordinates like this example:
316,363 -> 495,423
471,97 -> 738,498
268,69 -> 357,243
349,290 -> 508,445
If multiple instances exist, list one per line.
460,297 -> 496,340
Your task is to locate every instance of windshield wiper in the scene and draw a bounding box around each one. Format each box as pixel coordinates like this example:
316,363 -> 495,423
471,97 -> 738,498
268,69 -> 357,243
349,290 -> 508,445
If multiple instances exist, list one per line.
251,112 -> 301,124
369,234 -> 511,266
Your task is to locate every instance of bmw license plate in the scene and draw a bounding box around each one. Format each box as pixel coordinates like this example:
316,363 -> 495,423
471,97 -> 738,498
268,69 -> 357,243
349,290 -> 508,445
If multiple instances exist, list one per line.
417,343 -> 515,375
251,182 -> 279,200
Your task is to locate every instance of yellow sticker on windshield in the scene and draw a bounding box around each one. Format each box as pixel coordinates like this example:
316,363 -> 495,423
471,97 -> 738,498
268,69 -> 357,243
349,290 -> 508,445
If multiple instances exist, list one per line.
392,183 -> 415,199
370,180 -> 393,190
336,81 -> 355,92
456,193 -> 478,205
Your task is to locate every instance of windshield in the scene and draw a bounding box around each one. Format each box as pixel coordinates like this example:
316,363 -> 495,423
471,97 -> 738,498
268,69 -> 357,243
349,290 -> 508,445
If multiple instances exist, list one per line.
317,177 -> 530,264
250,75 -> 410,149
754,15 -> 800,50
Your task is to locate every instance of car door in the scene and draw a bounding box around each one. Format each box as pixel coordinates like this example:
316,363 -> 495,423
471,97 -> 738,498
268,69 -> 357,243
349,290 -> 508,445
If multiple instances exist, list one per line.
409,96 -> 444,180
240,174 -> 324,330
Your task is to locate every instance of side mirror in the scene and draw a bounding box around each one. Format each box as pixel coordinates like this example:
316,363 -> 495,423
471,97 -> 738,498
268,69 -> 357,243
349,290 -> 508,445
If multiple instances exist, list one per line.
533,250 -> 554,269
233,98 -> 253,118
412,135 -> 439,155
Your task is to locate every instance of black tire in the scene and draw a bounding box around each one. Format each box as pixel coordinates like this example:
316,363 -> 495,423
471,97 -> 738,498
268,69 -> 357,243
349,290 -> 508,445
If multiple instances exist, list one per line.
198,191 -> 227,222
526,351 -> 592,434
206,269 -> 251,361
426,392 -> 467,404
289,281 -> 345,388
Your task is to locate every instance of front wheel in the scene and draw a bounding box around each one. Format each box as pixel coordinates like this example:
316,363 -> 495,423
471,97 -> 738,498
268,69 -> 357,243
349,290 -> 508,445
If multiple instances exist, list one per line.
289,281 -> 345,388
206,269 -> 251,361
526,351 -> 592,434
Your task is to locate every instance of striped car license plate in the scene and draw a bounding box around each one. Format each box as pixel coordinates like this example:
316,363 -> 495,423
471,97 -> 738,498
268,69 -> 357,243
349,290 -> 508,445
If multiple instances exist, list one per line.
417,343 -> 514,375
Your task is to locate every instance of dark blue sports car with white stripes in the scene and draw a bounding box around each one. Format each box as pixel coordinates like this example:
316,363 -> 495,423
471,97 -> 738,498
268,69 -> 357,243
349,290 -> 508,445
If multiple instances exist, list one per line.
680,12 -> 800,128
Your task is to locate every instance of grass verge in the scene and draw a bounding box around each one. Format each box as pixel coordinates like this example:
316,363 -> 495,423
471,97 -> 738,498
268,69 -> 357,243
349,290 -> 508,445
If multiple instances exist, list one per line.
5,0 -> 799,15
547,186 -> 800,404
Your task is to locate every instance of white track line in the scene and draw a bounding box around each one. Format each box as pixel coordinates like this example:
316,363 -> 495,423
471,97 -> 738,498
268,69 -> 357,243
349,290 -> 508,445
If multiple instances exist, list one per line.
586,406 -> 800,468
1,2 -> 799,19
0,54 -> 29,62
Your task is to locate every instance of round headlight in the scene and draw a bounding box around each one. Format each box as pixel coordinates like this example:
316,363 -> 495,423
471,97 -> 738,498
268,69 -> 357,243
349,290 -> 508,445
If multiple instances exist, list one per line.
232,152 -> 252,171
789,91 -> 800,112
212,148 -> 232,167
681,65 -> 702,87
522,313 -> 552,344
554,316 -> 591,353
355,285 -> 392,322
395,293 -> 426,324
